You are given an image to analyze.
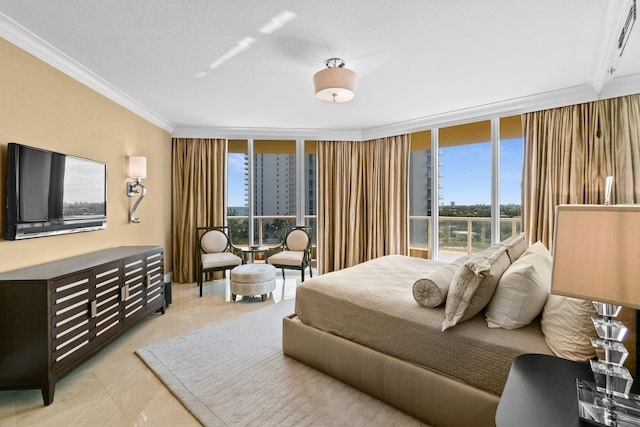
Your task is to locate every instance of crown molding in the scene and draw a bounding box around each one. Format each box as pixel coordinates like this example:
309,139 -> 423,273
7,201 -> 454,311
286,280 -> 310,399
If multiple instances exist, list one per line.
362,85 -> 601,140
361,75 -> 640,140
0,12 -> 175,133
174,76 -> 640,142
599,72 -> 640,100
171,125 -> 364,141
175,86 -> 598,141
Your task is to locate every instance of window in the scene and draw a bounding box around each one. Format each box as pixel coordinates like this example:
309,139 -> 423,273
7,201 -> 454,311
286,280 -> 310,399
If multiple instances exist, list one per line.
227,139 -> 248,245
253,140 -> 297,245
409,130 -> 432,259
438,121 -> 492,259
408,117 -> 524,260
226,139 -> 316,268
500,116 -> 523,240
228,117 -> 521,264
304,140 -> 317,266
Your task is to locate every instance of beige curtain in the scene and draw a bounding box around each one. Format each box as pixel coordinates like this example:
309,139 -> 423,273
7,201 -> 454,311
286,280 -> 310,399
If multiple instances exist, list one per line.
172,138 -> 226,283
522,94 -> 640,249
317,135 -> 410,274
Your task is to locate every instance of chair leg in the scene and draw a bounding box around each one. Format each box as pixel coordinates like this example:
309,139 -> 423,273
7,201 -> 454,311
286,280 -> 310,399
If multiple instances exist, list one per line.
309,264 -> 313,278
231,293 -> 236,302
302,268 -> 305,282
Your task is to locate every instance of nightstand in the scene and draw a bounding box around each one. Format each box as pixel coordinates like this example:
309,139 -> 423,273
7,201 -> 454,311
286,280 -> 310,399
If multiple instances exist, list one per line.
495,353 -> 594,427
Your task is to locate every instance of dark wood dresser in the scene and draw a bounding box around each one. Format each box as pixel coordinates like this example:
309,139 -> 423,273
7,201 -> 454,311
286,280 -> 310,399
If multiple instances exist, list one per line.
0,246 -> 165,405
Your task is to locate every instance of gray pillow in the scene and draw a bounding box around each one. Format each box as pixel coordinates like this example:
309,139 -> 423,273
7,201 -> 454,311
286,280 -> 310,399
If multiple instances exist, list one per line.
413,256 -> 470,308
443,245 -> 510,331
499,233 -> 527,263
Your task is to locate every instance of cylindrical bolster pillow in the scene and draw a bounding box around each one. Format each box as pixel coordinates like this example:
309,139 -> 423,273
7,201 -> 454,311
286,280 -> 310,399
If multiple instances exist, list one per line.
412,265 -> 455,307
412,255 -> 471,308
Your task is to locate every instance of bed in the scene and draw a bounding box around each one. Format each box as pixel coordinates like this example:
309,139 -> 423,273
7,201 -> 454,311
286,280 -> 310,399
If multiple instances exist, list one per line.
282,236 -> 619,427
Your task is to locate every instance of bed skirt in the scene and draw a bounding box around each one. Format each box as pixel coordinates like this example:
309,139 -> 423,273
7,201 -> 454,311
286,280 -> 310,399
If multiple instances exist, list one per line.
282,314 -> 498,427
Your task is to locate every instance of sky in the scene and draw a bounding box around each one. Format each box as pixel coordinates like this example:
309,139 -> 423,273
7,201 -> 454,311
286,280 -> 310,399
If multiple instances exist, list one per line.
227,137 -> 524,208
228,153 -> 247,207
439,138 -> 523,205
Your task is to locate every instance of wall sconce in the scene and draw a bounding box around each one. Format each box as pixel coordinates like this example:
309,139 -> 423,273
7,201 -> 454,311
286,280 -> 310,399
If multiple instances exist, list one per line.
127,156 -> 147,223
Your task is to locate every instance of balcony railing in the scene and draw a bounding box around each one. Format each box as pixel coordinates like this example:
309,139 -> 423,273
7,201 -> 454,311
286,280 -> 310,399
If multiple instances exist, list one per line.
227,214 -> 521,262
410,215 -> 522,258
226,214 -> 317,264
226,215 -> 316,246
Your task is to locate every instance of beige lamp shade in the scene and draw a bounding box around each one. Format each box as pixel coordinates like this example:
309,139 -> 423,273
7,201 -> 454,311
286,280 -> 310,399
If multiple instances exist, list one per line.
128,156 -> 147,179
551,204 -> 640,309
313,64 -> 357,103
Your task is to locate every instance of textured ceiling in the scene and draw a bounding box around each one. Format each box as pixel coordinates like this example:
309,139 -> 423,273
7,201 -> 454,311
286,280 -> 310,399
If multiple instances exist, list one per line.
0,0 -> 639,138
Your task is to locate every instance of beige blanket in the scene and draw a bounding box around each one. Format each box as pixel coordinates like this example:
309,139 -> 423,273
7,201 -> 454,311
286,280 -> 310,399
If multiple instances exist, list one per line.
295,255 -> 553,396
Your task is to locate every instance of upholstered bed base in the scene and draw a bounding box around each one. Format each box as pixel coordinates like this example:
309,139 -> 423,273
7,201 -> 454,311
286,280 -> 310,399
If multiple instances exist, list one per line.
282,314 -> 498,427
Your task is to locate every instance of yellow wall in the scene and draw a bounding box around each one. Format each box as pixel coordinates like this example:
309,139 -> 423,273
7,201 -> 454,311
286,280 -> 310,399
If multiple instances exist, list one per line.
0,37 -> 172,273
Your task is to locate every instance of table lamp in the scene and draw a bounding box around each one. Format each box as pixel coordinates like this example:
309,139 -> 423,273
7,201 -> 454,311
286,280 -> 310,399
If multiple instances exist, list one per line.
551,203 -> 640,426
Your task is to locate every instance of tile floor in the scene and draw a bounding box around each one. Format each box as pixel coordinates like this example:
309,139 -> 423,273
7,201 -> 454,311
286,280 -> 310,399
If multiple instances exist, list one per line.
0,275 -> 300,427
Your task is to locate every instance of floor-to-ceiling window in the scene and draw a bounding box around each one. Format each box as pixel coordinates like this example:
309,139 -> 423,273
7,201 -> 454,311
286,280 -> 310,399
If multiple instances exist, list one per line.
438,121 -> 492,260
227,139 -> 314,259
227,139 -> 249,245
407,117 -> 524,260
304,140 -> 317,266
253,140 -> 297,245
499,116 -> 523,240
409,130 -> 432,259
228,117 -> 522,264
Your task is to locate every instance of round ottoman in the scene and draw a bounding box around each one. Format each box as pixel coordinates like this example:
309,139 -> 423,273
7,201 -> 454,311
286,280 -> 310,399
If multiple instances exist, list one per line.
230,264 -> 277,302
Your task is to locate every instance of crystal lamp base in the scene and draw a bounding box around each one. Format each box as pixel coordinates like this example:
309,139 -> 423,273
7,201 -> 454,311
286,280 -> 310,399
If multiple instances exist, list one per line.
577,380 -> 640,426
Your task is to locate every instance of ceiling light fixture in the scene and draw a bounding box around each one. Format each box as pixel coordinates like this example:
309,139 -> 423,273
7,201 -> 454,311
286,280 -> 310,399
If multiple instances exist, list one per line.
313,58 -> 357,103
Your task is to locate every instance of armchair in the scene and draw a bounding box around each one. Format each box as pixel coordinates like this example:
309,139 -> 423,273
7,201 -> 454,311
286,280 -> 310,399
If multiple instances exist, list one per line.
196,226 -> 243,297
266,226 -> 314,282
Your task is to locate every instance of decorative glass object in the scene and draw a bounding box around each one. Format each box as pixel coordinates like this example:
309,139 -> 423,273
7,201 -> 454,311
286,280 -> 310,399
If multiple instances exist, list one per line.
551,204 -> 640,426
577,380 -> 640,427
574,302 -> 640,426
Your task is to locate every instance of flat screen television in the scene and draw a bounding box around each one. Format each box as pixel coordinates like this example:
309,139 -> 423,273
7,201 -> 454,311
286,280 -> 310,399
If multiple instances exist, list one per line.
5,143 -> 107,240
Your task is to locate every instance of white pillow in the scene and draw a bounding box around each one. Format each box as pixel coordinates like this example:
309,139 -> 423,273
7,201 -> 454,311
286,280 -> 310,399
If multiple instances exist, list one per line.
541,294 -> 598,360
485,241 -> 551,329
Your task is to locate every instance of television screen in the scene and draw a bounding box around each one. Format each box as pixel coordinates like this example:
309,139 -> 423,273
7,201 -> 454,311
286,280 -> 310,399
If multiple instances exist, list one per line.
5,143 -> 107,240
62,156 -> 107,218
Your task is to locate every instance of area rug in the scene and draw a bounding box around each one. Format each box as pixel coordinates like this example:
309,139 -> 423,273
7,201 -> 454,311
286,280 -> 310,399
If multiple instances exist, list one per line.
136,299 -> 426,426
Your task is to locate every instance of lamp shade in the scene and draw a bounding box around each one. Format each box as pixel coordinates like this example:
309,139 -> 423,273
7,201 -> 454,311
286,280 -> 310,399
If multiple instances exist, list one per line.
128,156 -> 147,179
551,204 -> 640,309
313,65 -> 357,103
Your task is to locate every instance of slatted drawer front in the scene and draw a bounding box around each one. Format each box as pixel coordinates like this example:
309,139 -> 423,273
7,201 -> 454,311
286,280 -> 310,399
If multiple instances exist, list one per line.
145,251 -> 164,309
123,255 -> 145,321
51,272 -> 92,367
0,246 -> 166,405
93,261 -> 124,340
